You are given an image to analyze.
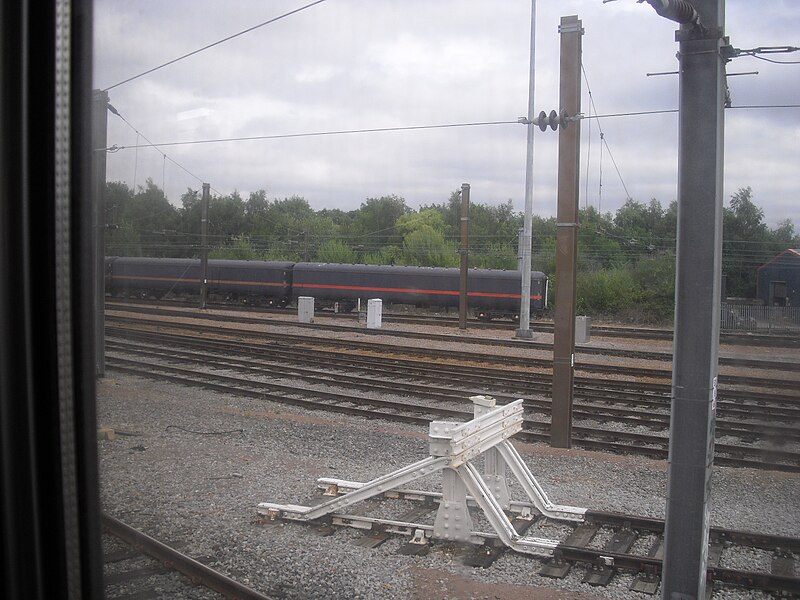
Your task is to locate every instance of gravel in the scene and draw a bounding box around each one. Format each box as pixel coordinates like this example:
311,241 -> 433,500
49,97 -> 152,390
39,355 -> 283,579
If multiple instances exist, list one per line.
97,373 -> 799,600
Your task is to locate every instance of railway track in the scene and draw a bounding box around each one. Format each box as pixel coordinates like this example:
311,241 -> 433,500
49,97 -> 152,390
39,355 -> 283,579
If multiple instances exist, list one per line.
288,482 -> 800,597
105,336 -> 800,439
103,513 -> 270,599
105,327 -> 800,471
105,311 -> 800,395
106,297 -> 800,348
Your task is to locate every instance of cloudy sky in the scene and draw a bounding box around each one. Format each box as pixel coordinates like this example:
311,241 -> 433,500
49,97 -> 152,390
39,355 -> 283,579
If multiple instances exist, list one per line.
93,1 -> 799,226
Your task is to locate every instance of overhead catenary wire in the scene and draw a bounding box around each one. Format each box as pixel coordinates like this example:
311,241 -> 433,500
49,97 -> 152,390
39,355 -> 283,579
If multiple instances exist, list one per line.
583,84 -> 593,210
581,63 -> 632,204
108,105 -> 223,197
102,0 -> 330,91
100,120 -> 522,151
100,104 -> 798,153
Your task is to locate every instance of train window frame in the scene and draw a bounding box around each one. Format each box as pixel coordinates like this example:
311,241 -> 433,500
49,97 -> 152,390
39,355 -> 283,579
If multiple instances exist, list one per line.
0,0 -> 103,598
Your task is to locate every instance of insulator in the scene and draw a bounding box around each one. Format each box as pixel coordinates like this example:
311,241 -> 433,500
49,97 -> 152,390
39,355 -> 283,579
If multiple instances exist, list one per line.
547,110 -> 559,131
537,110 -> 548,132
644,0 -> 699,25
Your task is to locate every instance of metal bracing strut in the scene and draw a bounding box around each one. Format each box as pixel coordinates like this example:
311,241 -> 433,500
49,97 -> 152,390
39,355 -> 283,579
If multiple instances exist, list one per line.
258,396 -> 586,557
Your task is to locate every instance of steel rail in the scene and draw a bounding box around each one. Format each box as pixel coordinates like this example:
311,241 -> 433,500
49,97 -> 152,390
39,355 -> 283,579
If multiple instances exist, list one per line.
102,513 -> 272,600
107,339 -> 800,441
105,313 -> 800,393
105,355 -> 800,472
106,303 -> 798,372
105,324 -> 800,411
107,297 -> 800,347
281,486 -> 800,596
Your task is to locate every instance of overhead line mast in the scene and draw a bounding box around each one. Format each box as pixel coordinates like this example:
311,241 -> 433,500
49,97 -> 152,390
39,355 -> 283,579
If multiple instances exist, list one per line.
516,0 -> 538,339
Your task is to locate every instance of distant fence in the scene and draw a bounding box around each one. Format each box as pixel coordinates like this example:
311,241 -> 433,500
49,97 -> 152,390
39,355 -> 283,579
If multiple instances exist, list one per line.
720,303 -> 800,333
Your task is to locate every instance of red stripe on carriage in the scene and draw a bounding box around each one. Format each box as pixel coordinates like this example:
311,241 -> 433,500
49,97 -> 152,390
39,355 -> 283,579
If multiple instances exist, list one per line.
113,275 -> 286,287
293,282 -> 541,300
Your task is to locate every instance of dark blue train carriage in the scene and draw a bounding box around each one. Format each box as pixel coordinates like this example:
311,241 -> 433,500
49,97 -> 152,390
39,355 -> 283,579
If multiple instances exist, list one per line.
105,257 -> 293,306
290,262 -> 547,319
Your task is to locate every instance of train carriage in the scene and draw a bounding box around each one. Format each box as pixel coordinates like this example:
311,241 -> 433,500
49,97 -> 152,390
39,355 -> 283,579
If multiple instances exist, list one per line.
105,257 -> 293,306
207,259 -> 294,305
290,262 -> 547,318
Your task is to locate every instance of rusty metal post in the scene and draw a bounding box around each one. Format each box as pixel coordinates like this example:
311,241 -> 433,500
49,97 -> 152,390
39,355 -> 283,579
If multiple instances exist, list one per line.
550,15 -> 583,449
458,183 -> 470,329
200,183 -> 210,309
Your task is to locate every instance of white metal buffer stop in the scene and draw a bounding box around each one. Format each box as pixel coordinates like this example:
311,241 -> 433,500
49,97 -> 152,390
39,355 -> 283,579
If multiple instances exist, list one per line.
258,396 -> 586,556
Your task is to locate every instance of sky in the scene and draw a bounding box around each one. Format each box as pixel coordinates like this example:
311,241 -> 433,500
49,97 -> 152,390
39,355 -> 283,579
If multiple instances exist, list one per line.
93,1 -> 800,227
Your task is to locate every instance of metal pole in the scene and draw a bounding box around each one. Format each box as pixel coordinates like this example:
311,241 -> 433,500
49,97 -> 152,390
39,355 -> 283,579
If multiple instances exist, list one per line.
550,15 -> 583,449
200,183 -> 210,309
516,0 -> 537,339
458,183 -> 470,329
92,89 -> 109,377
662,1 -> 725,598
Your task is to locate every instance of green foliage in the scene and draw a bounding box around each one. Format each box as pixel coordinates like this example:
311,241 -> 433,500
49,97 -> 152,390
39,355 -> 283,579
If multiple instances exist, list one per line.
104,179 -> 796,323
244,189 -> 269,227
396,208 -> 447,237
577,206 -> 626,270
316,239 -> 357,264
353,195 -> 409,247
209,235 -> 263,260
400,227 -> 458,267
630,254 -> 676,321
363,246 -> 401,265
473,243 -> 518,270
107,179 -> 180,257
209,191 -> 245,239
106,222 -> 142,257
723,187 -> 773,297
577,269 -> 638,314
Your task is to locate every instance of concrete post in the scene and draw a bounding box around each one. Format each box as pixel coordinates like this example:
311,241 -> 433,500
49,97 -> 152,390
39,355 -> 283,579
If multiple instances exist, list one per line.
298,296 -> 314,323
575,316 -> 591,344
367,298 -> 382,329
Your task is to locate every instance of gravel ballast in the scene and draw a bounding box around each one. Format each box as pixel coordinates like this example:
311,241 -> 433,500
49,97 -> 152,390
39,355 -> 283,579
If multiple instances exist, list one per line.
98,373 -> 799,600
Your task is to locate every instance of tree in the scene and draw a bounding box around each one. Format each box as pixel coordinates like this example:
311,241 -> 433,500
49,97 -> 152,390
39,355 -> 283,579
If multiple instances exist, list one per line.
401,227 -> 458,267
105,182 -> 137,255
209,191 -> 245,241
245,190 -> 269,223
316,239 -> 357,264
113,179 -> 179,257
578,206 -> 625,270
352,195 -> 409,248
723,187 -> 769,297
209,235 -> 262,260
395,209 -> 448,238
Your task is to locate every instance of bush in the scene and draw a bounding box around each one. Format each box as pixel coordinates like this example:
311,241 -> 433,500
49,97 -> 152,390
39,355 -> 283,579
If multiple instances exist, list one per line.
400,228 -> 458,267
577,269 -> 638,314
473,243 -> 518,270
362,246 -> 401,265
315,239 -> 357,264
630,254 -> 676,320
209,235 -> 264,260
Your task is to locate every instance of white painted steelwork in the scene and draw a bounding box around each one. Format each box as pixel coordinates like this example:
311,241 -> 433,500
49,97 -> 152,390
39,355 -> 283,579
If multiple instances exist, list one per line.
257,395 -> 586,557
